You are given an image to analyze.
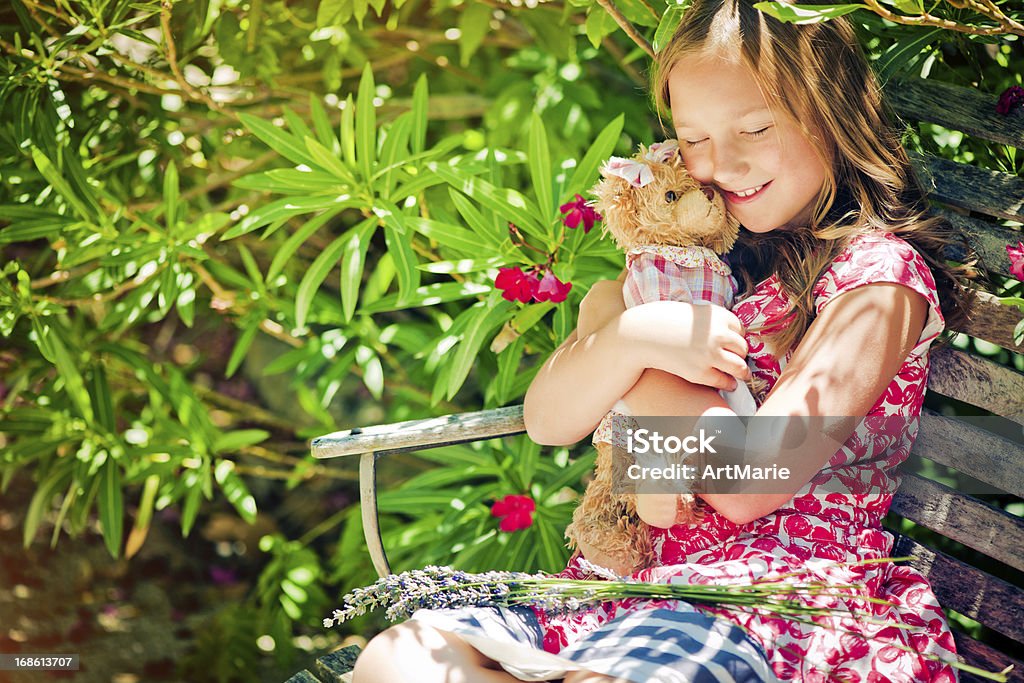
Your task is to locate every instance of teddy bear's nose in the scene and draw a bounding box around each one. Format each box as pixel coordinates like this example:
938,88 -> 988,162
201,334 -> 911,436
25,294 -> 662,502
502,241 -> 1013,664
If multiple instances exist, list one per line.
701,186 -> 715,201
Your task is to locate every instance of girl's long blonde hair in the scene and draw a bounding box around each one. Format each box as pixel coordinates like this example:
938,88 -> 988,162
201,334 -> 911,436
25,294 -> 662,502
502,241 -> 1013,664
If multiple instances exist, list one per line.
649,0 -> 975,356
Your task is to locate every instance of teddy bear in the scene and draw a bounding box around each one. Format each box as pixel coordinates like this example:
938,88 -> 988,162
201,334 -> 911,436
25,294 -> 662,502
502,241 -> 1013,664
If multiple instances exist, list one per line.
563,139 -> 763,576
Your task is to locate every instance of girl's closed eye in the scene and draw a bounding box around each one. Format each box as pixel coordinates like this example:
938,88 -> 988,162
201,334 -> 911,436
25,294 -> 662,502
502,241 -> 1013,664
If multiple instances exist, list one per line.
682,126 -> 771,148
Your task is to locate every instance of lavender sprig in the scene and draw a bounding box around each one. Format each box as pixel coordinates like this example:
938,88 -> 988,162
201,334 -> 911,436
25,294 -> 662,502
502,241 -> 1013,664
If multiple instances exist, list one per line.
323,563 -> 884,627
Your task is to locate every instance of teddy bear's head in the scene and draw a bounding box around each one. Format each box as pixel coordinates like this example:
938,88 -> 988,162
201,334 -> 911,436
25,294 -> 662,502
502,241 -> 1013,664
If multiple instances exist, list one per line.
589,140 -> 739,254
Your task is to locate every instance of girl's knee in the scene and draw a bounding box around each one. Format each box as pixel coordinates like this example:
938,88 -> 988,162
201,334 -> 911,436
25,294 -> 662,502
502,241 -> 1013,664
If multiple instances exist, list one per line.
352,620 -> 509,683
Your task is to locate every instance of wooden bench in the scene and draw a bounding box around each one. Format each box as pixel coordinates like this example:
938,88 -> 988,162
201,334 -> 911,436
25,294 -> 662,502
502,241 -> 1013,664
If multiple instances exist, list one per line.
286,76 -> 1024,682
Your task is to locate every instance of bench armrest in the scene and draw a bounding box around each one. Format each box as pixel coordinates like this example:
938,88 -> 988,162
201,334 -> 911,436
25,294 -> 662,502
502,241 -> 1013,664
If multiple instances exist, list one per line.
310,405 -> 527,458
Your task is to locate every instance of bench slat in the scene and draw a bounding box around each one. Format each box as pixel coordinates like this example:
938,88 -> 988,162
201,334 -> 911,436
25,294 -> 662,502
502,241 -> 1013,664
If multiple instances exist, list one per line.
913,154 -> 1024,223
913,409 -> 1024,498
940,210 -> 1024,281
952,631 -> 1024,683
927,346 -> 1024,422
957,291 -> 1024,353
890,472 -> 1024,572
891,534 -> 1024,645
887,77 -> 1024,148
312,405 -> 526,459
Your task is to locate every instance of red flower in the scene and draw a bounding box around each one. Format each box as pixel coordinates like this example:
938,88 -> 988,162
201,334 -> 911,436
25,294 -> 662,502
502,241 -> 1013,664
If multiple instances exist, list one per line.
559,194 -> 601,233
1007,241 -> 1024,281
495,266 -> 538,303
534,271 -> 572,303
491,494 -> 535,532
996,85 -> 1024,116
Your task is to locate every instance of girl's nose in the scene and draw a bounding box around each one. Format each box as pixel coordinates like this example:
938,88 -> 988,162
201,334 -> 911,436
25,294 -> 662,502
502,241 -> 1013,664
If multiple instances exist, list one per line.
710,141 -> 749,188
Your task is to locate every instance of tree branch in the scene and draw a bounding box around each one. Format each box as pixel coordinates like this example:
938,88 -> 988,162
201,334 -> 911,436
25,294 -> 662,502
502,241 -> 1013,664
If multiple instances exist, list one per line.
594,0 -> 655,59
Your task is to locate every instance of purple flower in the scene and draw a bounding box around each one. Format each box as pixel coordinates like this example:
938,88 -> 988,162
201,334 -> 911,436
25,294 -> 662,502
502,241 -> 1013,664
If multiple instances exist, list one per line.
1007,241 -> 1024,281
534,271 -> 572,303
996,86 -> 1024,116
559,194 -> 601,233
495,266 -> 538,303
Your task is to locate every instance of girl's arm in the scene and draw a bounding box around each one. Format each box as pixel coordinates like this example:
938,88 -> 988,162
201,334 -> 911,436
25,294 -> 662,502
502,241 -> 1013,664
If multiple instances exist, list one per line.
698,282 -> 928,524
523,278 -> 750,446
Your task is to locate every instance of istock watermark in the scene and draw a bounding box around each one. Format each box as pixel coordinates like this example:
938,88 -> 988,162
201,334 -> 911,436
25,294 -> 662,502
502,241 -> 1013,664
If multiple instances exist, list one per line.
606,413 -> 1021,497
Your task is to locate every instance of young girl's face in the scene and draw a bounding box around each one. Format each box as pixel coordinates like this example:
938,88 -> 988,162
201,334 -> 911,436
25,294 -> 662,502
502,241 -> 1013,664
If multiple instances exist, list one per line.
668,53 -> 829,233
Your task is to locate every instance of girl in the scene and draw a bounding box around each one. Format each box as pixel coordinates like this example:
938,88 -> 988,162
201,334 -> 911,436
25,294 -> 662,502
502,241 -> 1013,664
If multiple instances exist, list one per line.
353,1 -> 974,681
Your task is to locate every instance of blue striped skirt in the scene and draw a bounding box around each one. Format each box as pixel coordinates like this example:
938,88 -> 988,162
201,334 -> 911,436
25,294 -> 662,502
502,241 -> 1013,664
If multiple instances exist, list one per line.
410,603 -> 775,682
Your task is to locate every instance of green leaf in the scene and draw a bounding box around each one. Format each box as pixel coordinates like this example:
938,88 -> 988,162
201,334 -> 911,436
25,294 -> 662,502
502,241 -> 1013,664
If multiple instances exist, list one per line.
1014,318 -> 1024,347
163,160 -> 180,233
266,210 -> 341,283
446,297 -> 512,400
30,147 -> 98,223
24,467 -> 72,548
340,218 -> 377,322
428,162 -> 546,241
411,74 -> 429,155
215,461 -> 258,524
295,232 -> 348,328
282,106 -> 315,142
653,3 -> 688,54
375,203 -> 421,304
449,189 -> 506,250
98,458 -> 124,558
356,63 -> 377,182
565,114 -> 624,201
222,195 -> 359,240
125,474 -> 160,559
238,112 -> 317,167
309,92 -> 338,152
585,8 -> 618,49
363,281 -> 492,313
181,483 -> 203,537
377,112 -> 413,193
355,345 -> 384,399
533,515 -> 568,571
0,217 -> 77,244
406,217 -> 500,256
887,0 -> 923,12
305,137 -> 357,184
88,364 -> 116,432
458,2 -> 491,67
418,257 -> 504,274
31,319 -> 93,423
340,94 -> 356,168
528,113 -> 553,229
876,28 -> 942,82
752,2 -> 865,24
226,317 -> 260,378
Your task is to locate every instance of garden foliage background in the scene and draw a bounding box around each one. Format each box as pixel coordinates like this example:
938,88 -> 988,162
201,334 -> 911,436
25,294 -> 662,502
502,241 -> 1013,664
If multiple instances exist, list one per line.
1,0 -> 1022,680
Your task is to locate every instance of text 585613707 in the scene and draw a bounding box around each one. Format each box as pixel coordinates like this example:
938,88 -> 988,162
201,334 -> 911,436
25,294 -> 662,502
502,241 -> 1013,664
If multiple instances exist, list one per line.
0,654 -> 79,670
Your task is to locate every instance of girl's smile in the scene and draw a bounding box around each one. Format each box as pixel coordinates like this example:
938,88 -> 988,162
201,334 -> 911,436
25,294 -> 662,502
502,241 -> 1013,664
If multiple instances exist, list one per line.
721,180 -> 772,204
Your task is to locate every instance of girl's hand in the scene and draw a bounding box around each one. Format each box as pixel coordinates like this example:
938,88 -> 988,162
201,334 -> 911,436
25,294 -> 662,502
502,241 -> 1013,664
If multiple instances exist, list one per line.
622,300 -> 750,392
636,493 -> 680,529
577,276 -> 626,338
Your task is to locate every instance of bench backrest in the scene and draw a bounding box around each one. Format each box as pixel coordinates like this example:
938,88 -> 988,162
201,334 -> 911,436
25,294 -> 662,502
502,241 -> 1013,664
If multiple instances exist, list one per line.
881,77 -> 1024,683
310,76 -> 1024,682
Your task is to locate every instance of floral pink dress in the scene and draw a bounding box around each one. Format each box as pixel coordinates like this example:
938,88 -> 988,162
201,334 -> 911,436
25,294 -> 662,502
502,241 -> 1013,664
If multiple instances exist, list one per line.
539,231 -> 960,682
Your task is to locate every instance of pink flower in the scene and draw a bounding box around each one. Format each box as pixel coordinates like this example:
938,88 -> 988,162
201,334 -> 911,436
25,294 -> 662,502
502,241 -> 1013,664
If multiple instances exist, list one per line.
1007,241 -> 1024,281
490,494 -> 535,532
534,271 -> 572,303
494,266 -> 537,303
996,85 -> 1024,116
559,194 -> 601,233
